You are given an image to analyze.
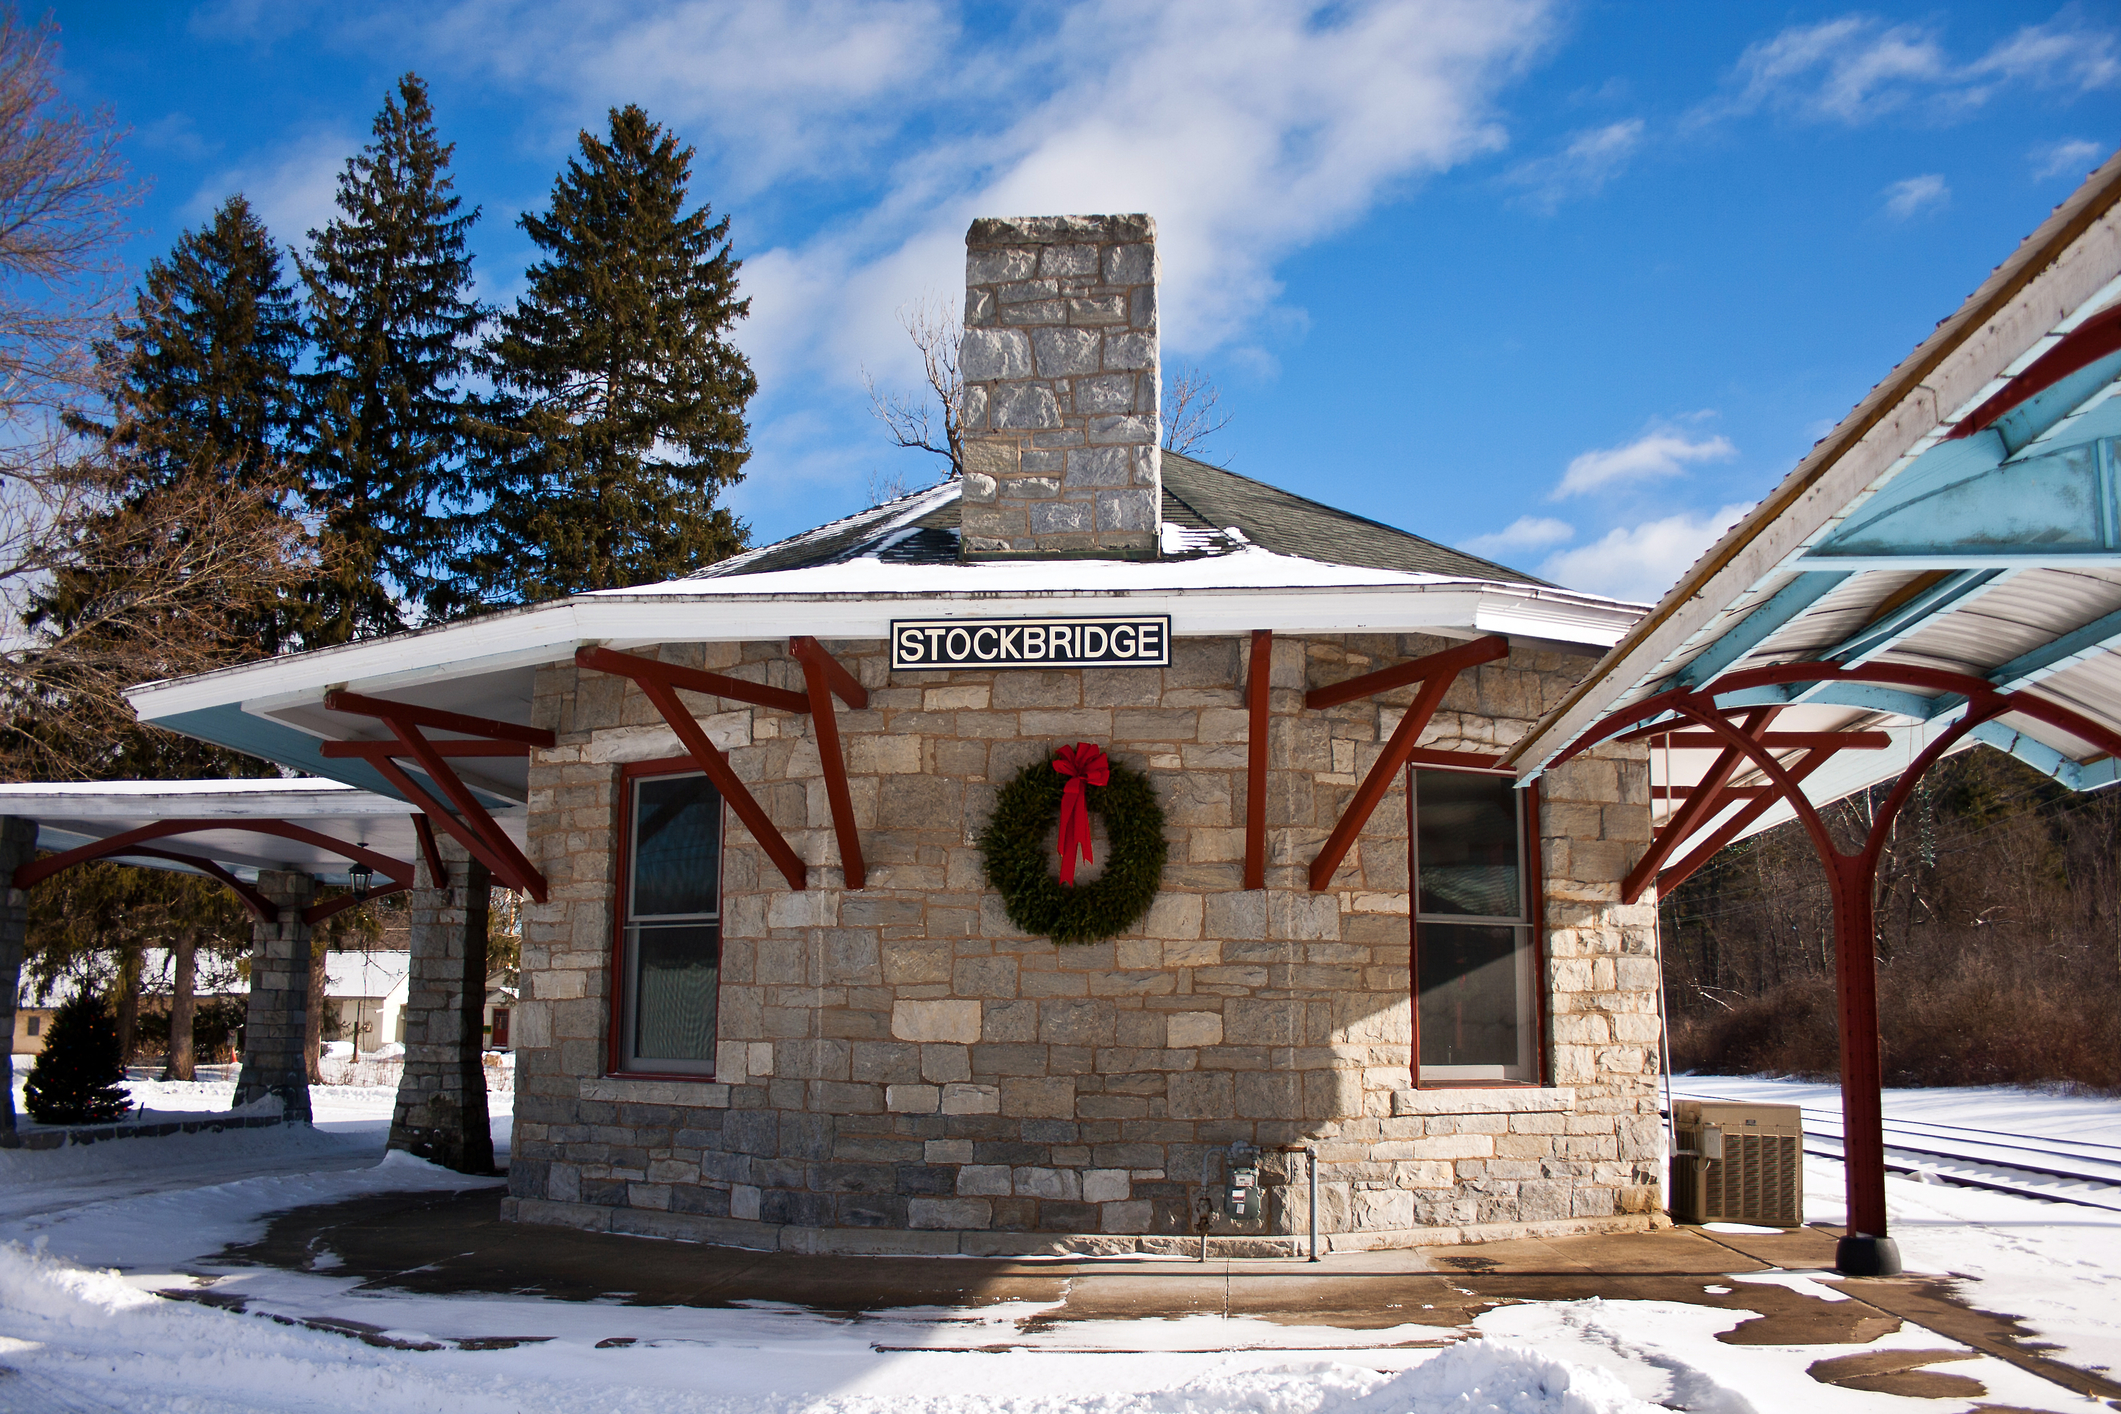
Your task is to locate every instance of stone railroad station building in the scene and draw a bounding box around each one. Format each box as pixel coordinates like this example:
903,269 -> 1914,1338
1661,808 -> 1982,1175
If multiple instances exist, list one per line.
94,214 -> 1665,1255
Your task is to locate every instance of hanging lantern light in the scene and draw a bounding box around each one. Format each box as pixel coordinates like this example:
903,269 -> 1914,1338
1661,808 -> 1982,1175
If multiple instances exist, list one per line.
349,849 -> 374,900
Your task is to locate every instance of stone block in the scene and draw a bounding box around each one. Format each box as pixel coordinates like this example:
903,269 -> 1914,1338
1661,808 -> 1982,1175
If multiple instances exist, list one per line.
886,1084 -> 940,1113
909,1197 -> 992,1230
1082,1168 -> 1130,1203
941,1083 -> 1001,1115
1165,1011 -> 1223,1048
958,1164 -> 1013,1196
892,1000 -> 982,1044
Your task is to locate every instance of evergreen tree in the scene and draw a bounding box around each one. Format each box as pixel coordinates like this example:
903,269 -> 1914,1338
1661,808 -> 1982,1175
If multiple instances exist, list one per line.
82,195 -> 305,496
23,989 -> 129,1124
455,105 -> 752,610
300,72 -> 481,640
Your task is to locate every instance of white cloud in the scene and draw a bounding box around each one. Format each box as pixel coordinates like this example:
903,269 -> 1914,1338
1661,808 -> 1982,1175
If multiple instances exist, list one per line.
1538,502 -> 1753,603
396,0 -> 1554,394
1702,12 -> 2119,127
2031,137 -> 2109,181
1503,118 -> 1643,214
1553,426 -> 1736,498
1882,173 -> 1949,219
184,130 -> 355,249
1461,515 -> 1573,558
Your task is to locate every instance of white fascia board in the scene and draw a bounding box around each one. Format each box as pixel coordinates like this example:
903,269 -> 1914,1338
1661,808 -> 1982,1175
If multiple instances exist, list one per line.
1512,190 -> 2121,778
132,581 -> 1640,728
0,782 -> 420,820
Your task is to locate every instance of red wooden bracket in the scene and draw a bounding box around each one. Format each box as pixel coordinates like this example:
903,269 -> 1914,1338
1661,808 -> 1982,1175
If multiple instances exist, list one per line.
575,646 -> 811,714
574,646 -> 808,890
119,846 -> 276,922
321,739 -> 528,759
1621,708 -> 1777,903
1615,724 -> 1891,750
1304,635 -> 1509,711
1244,629 -> 1271,890
1653,785 -> 1771,799
791,636 -> 864,890
1308,638 -> 1509,891
1656,745 -> 1840,894
412,814 -> 447,890
323,691 -> 550,902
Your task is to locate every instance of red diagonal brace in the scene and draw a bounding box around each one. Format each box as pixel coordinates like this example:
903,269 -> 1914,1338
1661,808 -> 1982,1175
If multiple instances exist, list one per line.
1245,629 -> 1271,890
324,690 -> 548,903
791,636 -> 864,890
1656,746 -> 1841,894
576,646 -> 811,715
412,814 -> 447,890
1304,635 -> 1509,711
576,648 -> 808,890
1621,708 -> 1777,903
1310,646 -> 1503,892
120,846 -> 276,922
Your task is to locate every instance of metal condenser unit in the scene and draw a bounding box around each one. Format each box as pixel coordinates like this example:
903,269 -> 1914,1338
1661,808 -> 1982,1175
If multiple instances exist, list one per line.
1669,1100 -> 1803,1227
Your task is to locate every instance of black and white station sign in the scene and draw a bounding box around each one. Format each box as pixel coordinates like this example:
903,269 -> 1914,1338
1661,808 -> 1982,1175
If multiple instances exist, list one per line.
891,616 -> 1171,671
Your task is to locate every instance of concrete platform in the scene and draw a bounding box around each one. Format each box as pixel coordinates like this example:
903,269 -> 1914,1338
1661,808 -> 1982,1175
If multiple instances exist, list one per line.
185,1187 -> 2118,1404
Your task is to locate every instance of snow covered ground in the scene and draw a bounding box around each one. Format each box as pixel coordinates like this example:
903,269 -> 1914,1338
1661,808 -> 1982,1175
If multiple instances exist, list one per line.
0,1072 -> 2114,1412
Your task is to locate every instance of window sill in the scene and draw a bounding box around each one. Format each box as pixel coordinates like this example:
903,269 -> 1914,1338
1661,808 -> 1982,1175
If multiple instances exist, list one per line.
582,1075 -> 730,1107
1391,1086 -> 1573,1116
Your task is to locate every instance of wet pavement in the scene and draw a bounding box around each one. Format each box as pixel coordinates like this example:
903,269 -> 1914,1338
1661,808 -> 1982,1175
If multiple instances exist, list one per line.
183,1186 -> 2120,1406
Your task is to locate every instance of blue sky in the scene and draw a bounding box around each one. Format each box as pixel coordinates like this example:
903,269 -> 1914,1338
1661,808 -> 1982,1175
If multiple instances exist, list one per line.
45,0 -> 2121,602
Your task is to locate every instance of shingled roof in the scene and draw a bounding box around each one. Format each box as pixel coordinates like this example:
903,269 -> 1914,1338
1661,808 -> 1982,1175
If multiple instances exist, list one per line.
698,452 -> 1546,585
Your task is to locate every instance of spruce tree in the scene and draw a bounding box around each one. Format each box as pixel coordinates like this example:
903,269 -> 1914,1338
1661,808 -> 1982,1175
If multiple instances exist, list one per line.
24,989 -> 130,1124
300,72 -> 481,640
88,195 -> 306,496
455,105 -> 752,610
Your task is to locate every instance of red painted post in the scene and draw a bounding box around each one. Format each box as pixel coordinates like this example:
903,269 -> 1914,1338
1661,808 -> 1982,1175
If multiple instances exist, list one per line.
1830,851 -> 1895,1271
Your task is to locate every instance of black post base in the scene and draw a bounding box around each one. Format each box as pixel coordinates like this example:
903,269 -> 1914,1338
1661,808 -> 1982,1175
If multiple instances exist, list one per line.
1835,1234 -> 1902,1277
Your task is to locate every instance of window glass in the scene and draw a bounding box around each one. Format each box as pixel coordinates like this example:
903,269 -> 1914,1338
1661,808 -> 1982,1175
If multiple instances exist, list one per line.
1415,769 -> 1521,917
1411,768 -> 1536,1082
620,771 -> 722,1074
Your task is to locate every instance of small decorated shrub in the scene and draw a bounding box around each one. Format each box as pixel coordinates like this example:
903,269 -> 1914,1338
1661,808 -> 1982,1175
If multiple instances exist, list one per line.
23,990 -> 130,1125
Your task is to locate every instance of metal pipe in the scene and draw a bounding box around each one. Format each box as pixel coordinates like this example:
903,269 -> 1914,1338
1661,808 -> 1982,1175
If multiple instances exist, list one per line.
1307,1145 -> 1319,1262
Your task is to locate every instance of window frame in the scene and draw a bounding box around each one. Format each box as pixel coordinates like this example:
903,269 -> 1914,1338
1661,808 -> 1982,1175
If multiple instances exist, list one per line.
606,755 -> 727,1080
1407,765 -> 1547,1088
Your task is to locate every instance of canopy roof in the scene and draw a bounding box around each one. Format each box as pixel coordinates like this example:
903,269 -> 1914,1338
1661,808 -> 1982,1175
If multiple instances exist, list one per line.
0,778 -> 439,888
1512,150 -> 2121,873
126,454 -> 1641,811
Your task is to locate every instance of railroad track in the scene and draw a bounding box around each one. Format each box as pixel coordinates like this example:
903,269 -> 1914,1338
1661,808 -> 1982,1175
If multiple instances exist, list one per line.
1668,1090 -> 2121,1213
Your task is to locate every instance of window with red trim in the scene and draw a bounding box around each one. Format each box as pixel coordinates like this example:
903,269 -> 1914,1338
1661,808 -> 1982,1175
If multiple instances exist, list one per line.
614,765 -> 724,1076
1410,767 -> 1539,1084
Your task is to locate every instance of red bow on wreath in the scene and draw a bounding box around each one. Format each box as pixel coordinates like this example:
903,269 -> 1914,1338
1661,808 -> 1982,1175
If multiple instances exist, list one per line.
1051,742 -> 1110,885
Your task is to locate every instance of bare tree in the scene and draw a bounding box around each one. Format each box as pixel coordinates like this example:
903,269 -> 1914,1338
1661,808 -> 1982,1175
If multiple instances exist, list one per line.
1162,365 -> 1231,459
865,296 -> 963,479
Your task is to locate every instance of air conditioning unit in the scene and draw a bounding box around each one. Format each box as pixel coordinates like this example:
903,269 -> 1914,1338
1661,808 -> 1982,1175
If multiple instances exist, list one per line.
1669,1100 -> 1803,1227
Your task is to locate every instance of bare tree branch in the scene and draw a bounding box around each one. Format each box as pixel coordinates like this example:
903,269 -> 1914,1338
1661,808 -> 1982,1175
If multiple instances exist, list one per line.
1161,365 -> 1231,459
865,295 -> 963,479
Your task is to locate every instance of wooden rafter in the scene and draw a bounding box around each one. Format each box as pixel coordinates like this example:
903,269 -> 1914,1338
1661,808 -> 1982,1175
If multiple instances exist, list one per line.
323,691 -> 551,902
1307,636 -> 1511,891
1615,728 -> 1892,750
574,646 -> 808,891
1655,745 -> 1841,894
790,635 -> 867,890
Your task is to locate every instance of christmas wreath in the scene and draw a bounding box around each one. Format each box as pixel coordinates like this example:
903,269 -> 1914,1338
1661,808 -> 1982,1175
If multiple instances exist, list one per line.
980,743 -> 1167,944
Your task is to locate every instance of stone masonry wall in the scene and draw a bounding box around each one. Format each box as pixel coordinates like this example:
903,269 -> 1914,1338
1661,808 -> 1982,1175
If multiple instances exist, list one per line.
957,214 -> 1160,558
501,633 -> 1662,1255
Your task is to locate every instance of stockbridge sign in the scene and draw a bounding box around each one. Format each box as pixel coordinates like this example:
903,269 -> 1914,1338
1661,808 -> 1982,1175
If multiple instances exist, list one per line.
890,615 -> 1171,671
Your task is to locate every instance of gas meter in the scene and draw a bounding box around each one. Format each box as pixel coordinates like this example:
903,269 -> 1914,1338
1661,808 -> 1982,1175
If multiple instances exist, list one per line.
1225,1141 -> 1261,1218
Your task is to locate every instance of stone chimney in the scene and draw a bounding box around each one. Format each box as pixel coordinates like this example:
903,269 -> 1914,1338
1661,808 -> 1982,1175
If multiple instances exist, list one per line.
957,215 -> 1159,559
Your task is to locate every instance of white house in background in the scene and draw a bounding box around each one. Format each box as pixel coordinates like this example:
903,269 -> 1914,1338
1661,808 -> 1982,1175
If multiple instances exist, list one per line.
328,948 -> 410,1057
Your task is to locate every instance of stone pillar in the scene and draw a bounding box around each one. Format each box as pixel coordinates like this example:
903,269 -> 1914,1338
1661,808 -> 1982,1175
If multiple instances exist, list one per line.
0,815 -> 36,1134
958,213 -> 1160,559
232,869 -> 317,1121
388,836 -> 495,1174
